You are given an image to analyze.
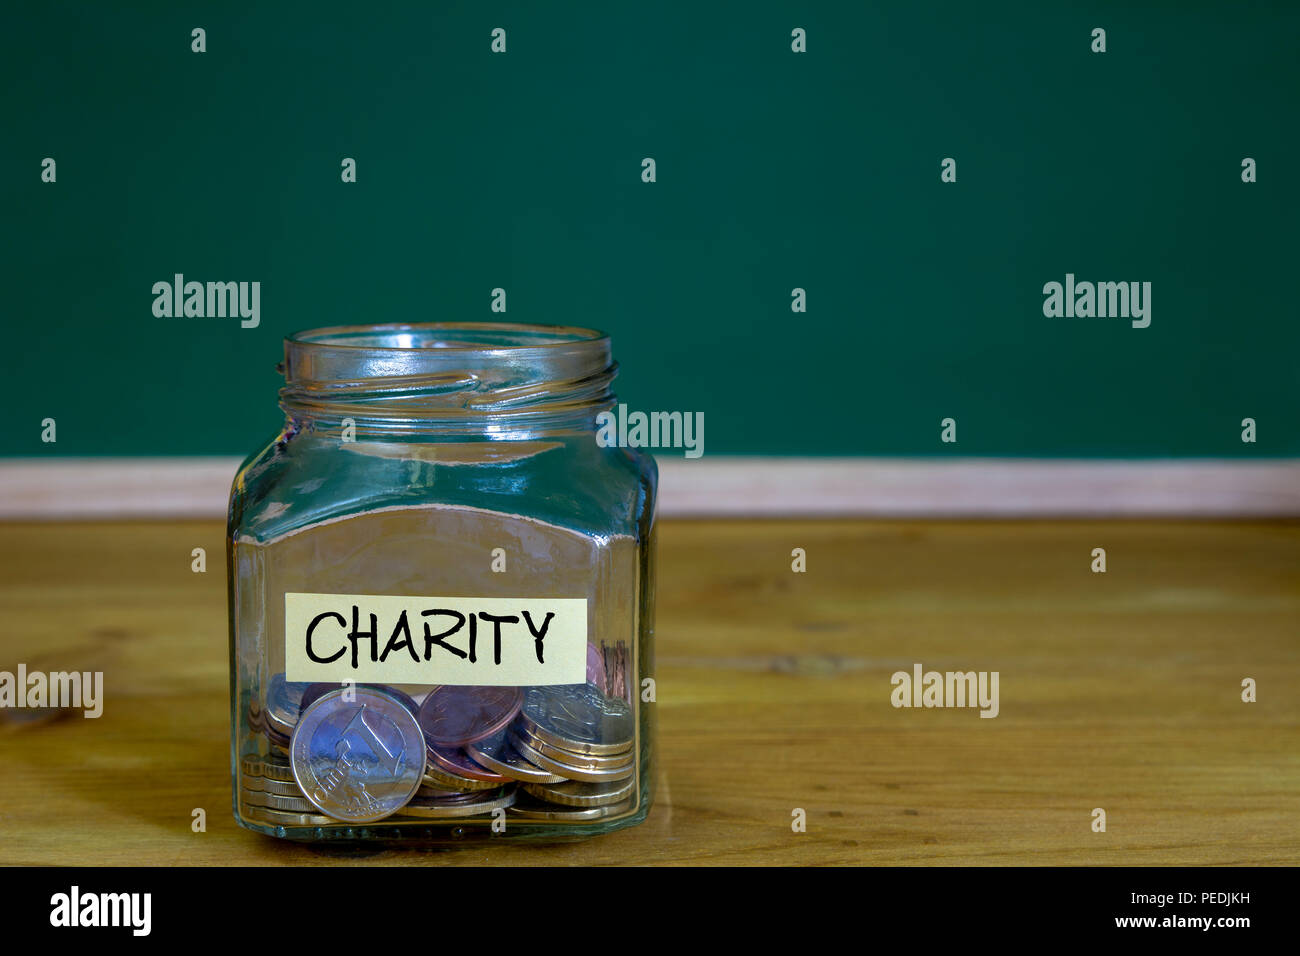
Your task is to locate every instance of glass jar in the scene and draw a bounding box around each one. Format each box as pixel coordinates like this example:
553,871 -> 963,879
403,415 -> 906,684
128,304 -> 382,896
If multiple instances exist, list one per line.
227,323 -> 657,842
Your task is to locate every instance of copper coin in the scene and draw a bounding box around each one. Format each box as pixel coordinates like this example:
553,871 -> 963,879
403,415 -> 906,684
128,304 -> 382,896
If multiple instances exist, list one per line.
586,644 -> 607,691
417,686 -> 523,748
427,744 -> 511,783
415,784 -> 475,800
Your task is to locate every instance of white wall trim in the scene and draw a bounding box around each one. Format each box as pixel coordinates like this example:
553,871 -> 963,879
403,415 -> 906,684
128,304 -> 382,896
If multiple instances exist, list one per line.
0,457 -> 1297,519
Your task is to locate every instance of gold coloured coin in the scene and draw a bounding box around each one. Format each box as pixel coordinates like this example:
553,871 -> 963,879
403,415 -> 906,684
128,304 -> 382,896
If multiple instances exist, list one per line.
241,776 -> 305,797
521,777 -> 635,808
465,729 -> 567,784
422,761 -> 500,792
240,757 -> 296,783
507,796 -> 634,821
241,790 -> 318,813
509,731 -> 635,784
519,684 -> 633,756
393,788 -> 516,819
243,805 -> 339,827
513,723 -> 633,769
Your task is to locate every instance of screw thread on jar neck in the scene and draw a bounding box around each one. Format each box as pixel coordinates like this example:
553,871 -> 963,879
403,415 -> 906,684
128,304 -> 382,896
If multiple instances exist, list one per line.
277,323 -> 617,439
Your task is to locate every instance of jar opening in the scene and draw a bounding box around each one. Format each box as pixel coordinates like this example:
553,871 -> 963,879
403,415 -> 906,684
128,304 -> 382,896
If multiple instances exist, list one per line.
287,322 -> 607,353
278,322 -> 617,435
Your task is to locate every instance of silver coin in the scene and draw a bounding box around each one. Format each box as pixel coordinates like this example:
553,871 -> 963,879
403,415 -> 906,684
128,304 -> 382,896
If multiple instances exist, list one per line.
521,777 -> 635,808
512,722 -> 633,769
465,729 -> 566,784
393,788 -> 516,819
241,776 -> 305,797
301,682 -> 420,719
241,757 -> 296,783
422,761 -> 501,792
520,683 -> 633,755
508,731 -> 635,783
290,687 -> 426,823
264,673 -> 310,737
507,795 -> 634,821
240,789 -> 318,813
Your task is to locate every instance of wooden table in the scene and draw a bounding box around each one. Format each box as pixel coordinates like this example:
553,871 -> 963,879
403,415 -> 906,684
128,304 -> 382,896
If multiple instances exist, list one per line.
1,519 -> 1296,865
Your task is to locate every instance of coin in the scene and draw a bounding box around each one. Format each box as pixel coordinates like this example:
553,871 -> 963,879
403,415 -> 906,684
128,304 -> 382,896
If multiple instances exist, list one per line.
415,786 -> 496,804
264,673 -> 311,736
512,722 -> 633,769
241,776 -> 306,797
422,761 -> 501,792
427,744 -> 511,783
301,682 -> 419,718
586,643 -> 607,691
242,805 -> 340,828
240,789 -> 318,813
508,731 -> 635,783
507,795 -> 634,821
520,683 -> 633,755
241,757 -> 296,783
290,687 -> 426,823
521,777 -> 635,808
417,686 -> 523,748
393,788 -> 516,819
415,785 -> 475,800
465,729 -> 566,784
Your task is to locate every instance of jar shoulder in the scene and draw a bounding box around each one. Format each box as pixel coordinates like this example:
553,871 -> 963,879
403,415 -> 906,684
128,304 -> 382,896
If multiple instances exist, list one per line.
228,434 -> 657,544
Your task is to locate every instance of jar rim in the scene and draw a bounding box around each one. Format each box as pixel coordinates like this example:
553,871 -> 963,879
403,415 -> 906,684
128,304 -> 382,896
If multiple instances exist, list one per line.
278,322 -> 618,432
285,322 -> 609,354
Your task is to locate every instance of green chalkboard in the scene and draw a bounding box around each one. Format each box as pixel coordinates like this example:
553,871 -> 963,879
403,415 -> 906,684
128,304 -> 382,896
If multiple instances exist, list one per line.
2,2 -> 1296,457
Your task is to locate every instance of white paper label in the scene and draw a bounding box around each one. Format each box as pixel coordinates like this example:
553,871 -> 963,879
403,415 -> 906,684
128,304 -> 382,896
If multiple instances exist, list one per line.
284,592 -> 588,686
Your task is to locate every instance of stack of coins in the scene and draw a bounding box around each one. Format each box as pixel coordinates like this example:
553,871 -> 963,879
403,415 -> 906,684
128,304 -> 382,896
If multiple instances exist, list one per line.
246,673 -> 309,756
239,755 -> 337,827
238,674 -> 637,827
411,682 -> 637,821
498,684 -> 636,821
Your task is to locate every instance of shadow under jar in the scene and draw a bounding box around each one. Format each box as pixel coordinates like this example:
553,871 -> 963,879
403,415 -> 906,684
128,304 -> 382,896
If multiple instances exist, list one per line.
227,323 -> 657,842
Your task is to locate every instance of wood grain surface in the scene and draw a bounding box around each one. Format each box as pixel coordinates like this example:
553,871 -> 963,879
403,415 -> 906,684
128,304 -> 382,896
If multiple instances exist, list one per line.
0,519 -> 1296,866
